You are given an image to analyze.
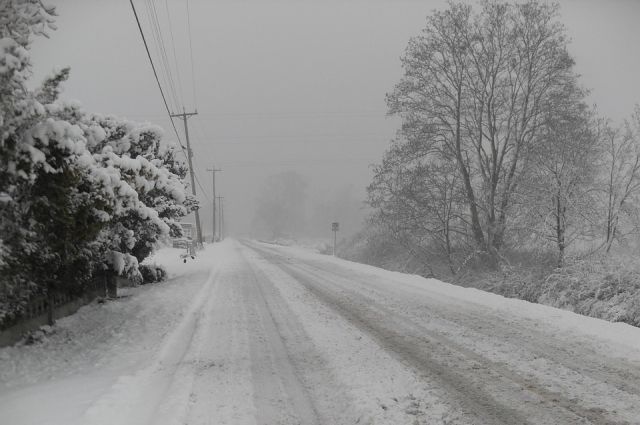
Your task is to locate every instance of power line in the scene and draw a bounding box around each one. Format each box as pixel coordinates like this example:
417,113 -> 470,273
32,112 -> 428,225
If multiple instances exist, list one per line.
142,0 -> 172,109
145,0 -> 182,110
131,0 -> 209,205
216,196 -> 224,240
148,0 -> 179,108
139,2 -> 173,111
128,0 -> 190,171
206,167 -> 222,242
194,173 -> 210,202
186,0 -> 198,109
164,0 -> 185,106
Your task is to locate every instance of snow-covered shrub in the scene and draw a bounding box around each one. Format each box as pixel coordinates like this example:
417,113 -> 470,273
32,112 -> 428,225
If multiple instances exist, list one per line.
139,264 -> 167,284
23,324 -> 55,345
79,114 -> 197,266
0,1 -> 194,325
340,226 -> 444,277
0,76 -> 118,323
540,256 -> 640,326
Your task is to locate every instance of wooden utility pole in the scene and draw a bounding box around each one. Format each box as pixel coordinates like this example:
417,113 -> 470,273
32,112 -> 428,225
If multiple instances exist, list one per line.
170,108 -> 203,247
206,167 -> 222,242
216,196 -> 224,240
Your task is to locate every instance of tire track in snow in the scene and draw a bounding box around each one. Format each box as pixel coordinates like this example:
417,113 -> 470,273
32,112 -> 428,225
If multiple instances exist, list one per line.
242,247 -> 371,425
276,260 -> 532,425
247,242 -> 630,425
275,250 -> 640,423
183,242 -> 336,425
242,258 -> 320,425
241,242 -> 456,424
294,252 -> 640,400
284,262 -> 622,425
181,247 -> 256,425
81,265 -> 222,425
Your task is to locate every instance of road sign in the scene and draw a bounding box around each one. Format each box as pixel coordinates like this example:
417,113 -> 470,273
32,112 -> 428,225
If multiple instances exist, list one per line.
332,222 -> 339,256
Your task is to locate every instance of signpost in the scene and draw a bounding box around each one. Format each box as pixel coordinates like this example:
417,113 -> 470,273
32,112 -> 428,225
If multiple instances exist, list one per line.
332,222 -> 339,256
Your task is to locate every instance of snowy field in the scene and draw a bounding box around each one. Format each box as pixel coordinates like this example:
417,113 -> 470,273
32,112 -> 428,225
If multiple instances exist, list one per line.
2,239 -> 640,424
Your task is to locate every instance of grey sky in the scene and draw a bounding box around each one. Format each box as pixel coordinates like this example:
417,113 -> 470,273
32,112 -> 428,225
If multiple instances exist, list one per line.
31,0 -> 640,237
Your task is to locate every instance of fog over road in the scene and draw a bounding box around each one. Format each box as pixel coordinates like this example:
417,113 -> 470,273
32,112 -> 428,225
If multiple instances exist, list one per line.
3,240 -> 640,425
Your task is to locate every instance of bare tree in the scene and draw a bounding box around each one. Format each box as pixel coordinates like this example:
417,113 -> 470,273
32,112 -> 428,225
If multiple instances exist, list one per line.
519,86 -> 599,266
368,139 -> 468,274
601,107 -> 640,251
386,1 -> 582,256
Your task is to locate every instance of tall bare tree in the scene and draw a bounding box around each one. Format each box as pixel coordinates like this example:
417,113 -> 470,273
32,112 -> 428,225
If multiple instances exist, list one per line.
386,1 -> 582,256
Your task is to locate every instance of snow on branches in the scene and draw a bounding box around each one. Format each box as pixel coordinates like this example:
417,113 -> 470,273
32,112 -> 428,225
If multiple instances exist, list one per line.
0,1 -> 193,323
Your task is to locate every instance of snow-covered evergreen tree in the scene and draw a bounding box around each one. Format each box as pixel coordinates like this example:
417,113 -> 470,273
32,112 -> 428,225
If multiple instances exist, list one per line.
0,1 -> 194,324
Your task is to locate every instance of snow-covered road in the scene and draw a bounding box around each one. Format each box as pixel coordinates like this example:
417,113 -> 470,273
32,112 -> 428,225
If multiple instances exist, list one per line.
3,239 -> 640,424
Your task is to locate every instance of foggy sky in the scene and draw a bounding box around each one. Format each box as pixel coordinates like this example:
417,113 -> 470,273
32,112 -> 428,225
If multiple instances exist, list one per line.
30,0 -> 640,238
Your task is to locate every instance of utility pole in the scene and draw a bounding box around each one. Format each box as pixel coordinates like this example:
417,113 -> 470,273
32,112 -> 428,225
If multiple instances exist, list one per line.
170,108 -> 203,247
217,196 -> 224,240
206,167 -> 221,242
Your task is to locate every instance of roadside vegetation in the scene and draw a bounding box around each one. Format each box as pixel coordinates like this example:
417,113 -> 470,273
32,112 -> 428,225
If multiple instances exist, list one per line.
346,1 -> 640,326
0,2 -> 196,327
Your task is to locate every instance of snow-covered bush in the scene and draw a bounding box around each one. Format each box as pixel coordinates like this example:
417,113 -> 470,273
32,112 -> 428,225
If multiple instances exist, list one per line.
139,264 -> 167,284
340,225 -> 444,277
540,256 -> 640,326
0,1 -> 193,325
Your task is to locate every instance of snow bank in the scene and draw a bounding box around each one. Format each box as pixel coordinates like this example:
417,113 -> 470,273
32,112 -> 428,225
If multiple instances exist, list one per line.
0,243 -> 226,425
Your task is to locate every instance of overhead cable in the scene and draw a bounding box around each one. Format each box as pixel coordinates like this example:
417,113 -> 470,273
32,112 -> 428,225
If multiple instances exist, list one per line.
129,0 -> 189,160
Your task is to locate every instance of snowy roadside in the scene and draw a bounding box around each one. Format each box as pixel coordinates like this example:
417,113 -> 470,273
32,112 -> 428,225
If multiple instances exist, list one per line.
0,244 -> 218,425
248,240 -> 640,423
256,240 -> 640,361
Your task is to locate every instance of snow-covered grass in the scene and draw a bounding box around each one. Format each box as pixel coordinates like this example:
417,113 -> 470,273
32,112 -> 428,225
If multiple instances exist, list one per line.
341,229 -> 640,328
539,254 -> 640,326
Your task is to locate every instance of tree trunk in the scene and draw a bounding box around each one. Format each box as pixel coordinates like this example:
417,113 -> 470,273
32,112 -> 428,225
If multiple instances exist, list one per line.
46,286 -> 55,326
454,84 -> 485,249
555,193 -> 566,268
